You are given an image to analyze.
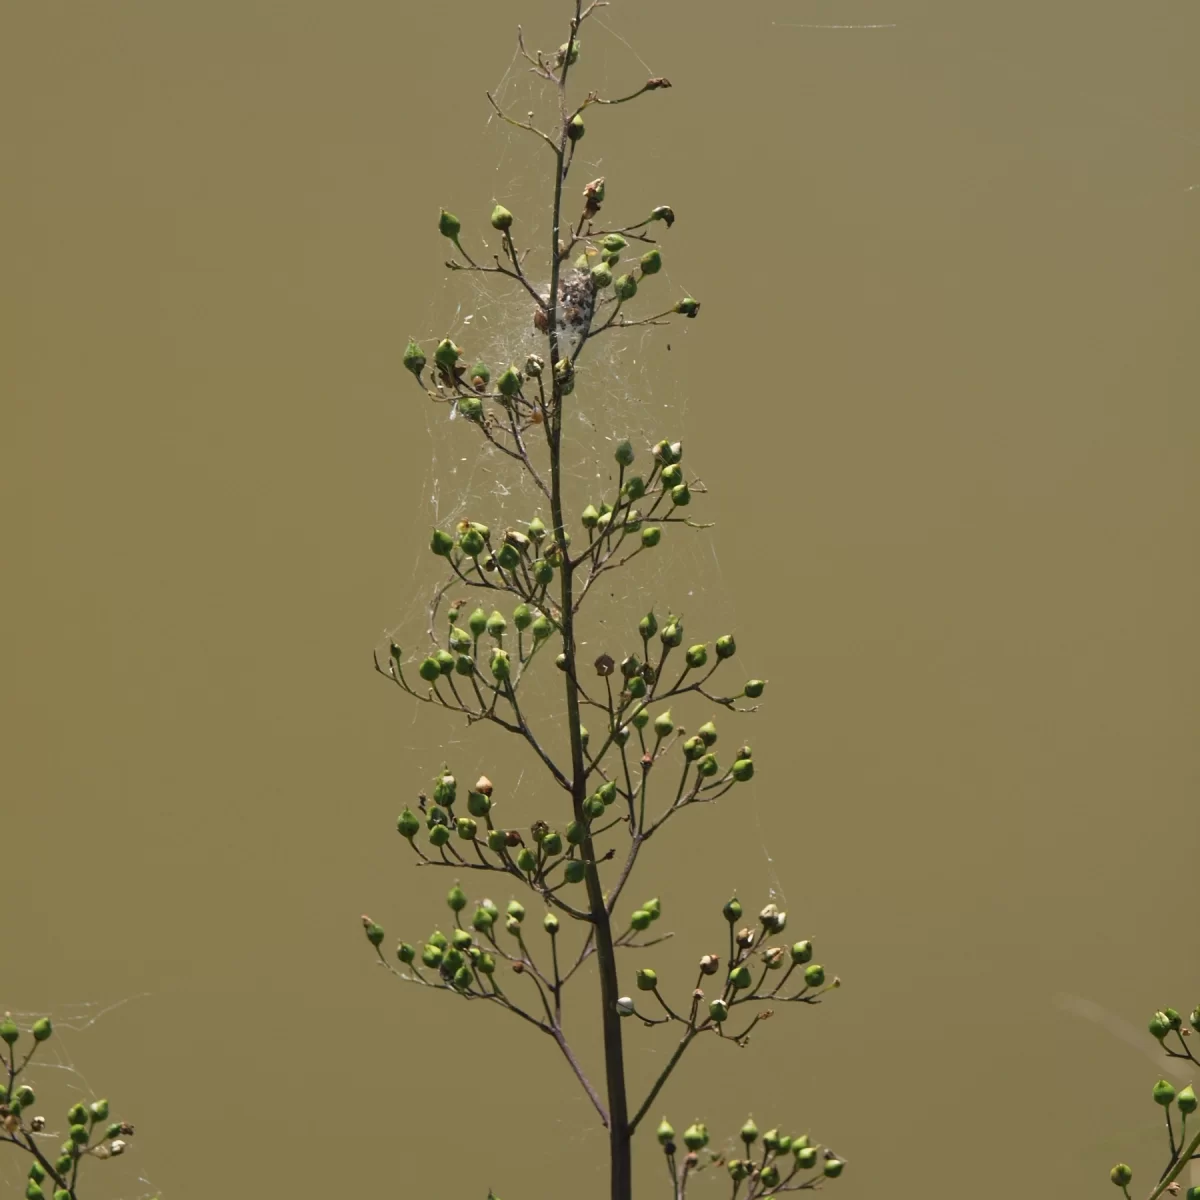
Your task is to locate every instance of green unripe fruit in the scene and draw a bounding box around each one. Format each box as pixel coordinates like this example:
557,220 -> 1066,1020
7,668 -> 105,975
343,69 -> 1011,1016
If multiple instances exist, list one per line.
623,474 -> 646,501
642,896 -> 661,920
567,114 -> 586,141
69,1124 -> 89,1145
724,897 -> 742,923
760,1164 -> 781,1188
579,724 -> 589,747
433,772 -> 457,805
479,897 -> 500,920
451,626 -> 473,651
442,947 -> 465,972
16,1085 -> 35,1106
581,504 -> 600,528
434,337 -> 461,370
397,808 -> 421,839
671,482 -> 691,506
601,234 -> 627,253
697,753 -> 719,777
654,710 -> 674,736
434,649 -> 455,675
428,930 -> 449,950
732,758 -> 754,782
459,527 -> 485,557
728,1160 -> 749,1182
397,942 -> 415,964
591,263 -> 614,289
627,675 -> 647,699
438,209 -> 461,240
636,968 -> 658,992
674,297 -> 701,317
614,273 -> 638,301
25,1183 -> 46,1200
683,1122 -> 709,1151
683,735 -> 705,761
654,439 -> 682,464
431,528 -> 454,557
631,707 -> 650,729
452,928 -> 473,949
715,634 -> 736,659
763,1128 -> 781,1152
698,720 -> 718,746
89,1099 -> 108,1123
457,394 -> 483,421
792,1135 -> 811,1152
472,907 -> 495,933
490,649 -> 511,681
497,365 -> 522,396
456,816 -> 477,840
585,795 -> 606,819
660,463 -> 683,489
477,952 -> 496,974
512,603 -> 532,631
598,781 -> 618,806
490,204 -> 513,231
516,847 -> 537,873
791,940 -> 813,964
615,439 -> 635,467
729,965 -> 752,989
363,921 -> 384,946
779,1136 -> 793,1154
468,606 -> 488,636
1164,1007 -> 1183,1030
533,559 -> 554,585
29,1163 -> 46,1183
824,1160 -> 844,1179
566,820 -> 587,845
454,654 -> 474,676
1178,1084 -> 1197,1114
657,1117 -> 675,1145
1191,1007 -> 1200,1032
543,913 -> 560,936
531,615 -> 554,643
709,999 -> 729,1023
467,791 -> 491,817
469,362 -> 491,387
564,859 -> 586,884
487,828 -> 507,852
542,831 -> 564,856
1110,1164 -> 1133,1187
507,900 -> 525,922
54,1159 -> 72,1178
796,1147 -> 818,1169
804,964 -> 826,988
452,965 -> 474,991
496,542 -> 520,570
631,909 -> 652,932
640,248 -> 663,275
744,679 -> 765,698
641,526 -> 662,548
418,656 -> 441,682
32,1018 -> 52,1042
1150,1011 -> 1172,1040
639,611 -> 658,639
1153,1078 -> 1177,1107
447,884 -> 467,911
527,516 -> 547,541
661,621 -> 683,648
486,610 -> 507,638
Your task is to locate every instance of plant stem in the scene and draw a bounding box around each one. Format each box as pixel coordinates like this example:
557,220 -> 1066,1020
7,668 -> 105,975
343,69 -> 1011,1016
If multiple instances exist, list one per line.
547,5 -> 631,1198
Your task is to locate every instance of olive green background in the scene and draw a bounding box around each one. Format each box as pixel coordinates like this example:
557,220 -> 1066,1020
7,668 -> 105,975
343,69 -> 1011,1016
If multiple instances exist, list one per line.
3,2 -> 1198,1198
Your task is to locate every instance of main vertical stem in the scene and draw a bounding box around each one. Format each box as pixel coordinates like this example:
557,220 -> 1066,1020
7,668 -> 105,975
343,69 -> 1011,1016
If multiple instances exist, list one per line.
546,9 -> 632,1197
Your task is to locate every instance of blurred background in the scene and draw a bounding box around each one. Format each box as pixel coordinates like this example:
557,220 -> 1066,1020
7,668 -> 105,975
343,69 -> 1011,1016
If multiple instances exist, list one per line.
3,2 -> 1197,1197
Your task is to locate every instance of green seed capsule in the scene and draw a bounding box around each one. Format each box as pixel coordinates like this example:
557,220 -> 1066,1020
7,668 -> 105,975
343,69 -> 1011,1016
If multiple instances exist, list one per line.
598,781 -> 618,806
497,365 -> 522,396
614,439 -> 635,467
824,1160 -> 844,1179
654,710 -> 674,736
472,907 -> 495,933
564,859 -> 586,884
513,604 -> 532,631
636,968 -> 658,992
732,758 -> 754,782
516,847 -> 537,873
729,965 -> 752,989
804,964 -> 826,988
761,1164 -> 781,1188
601,233 -> 627,253
566,820 -> 587,845
458,527 -> 485,557
642,897 -> 661,920
543,913 -> 560,936
657,1117 -> 675,1145
631,909 -> 652,931
639,611 -> 658,639
542,831 -> 564,857
428,930 -> 449,950
697,753 -> 719,777
791,940 -> 813,964
496,542 -> 520,570
709,999 -> 729,1023
533,559 -> 554,585
88,1099 -> 108,1123
670,482 -> 691,506
585,795 -> 606,819
438,209 -> 461,240
434,338 -> 461,370
397,942 -> 415,964
443,947 -> 464,972
641,526 -> 662,548
487,828 -> 507,852
403,338 -> 426,379
567,114 -> 586,141
490,204 -> 514,231
431,528 -> 454,557
468,606 -> 488,636
1178,1084 -> 1197,1114
467,791 -> 491,818
453,965 -> 474,991
591,263 -> 613,290
627,675 -> 647,699
744,679 -> 765,698
1149,1011 -> 1172,1040
490,649 -> 511,681
698,721 -> 718,746
796,1146 -> 818,1169
486,610 -> 507,639
614,273 -> 638,301
32,1018 -> 52,1042
674,297 -> 701,317
683,1122 -> 709,1151
1110,1164 -> 1133,1187
397,808 -> 420,839
724,897 -> 743,923
660,463 -> 683,489
456,816 -> 478,840
69,1124 -> 89,1145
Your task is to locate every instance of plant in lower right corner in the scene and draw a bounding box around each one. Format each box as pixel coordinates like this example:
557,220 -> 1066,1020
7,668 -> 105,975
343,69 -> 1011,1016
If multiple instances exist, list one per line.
358,4 -> 853,1200
1108,1002 -> 1200,1200
1,1012 -> 139,1200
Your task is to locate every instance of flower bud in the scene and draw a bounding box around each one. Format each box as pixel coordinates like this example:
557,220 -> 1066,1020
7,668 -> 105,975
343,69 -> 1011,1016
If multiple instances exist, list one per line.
456,816 -> 477,840
490,204 -> 513,231
616,997 -> 635,1017
824,1160 -> 844,1178
636,968 -> 658,992
1110,1164 -> 1133,1187
729,965 -> 752,989
731,758 -> 754,782
447,884 -> 467,912
744,679 -> 766,698
438,209 -> 461,241
804,964 -> 826,988
564,859 -> 586,884
674,297 -> 700,317
32,1018 -> 52,1043
636,246 -> 662,275
543,913 -> 560,936
1178,1084 -> 1197,1115
497,365 -> 523,396
724,897 -> 742,923
657,1117 -> 675,1145
614,273 -> 638,301
709,998 -> 729,1023
683,1122 -> 709,1151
